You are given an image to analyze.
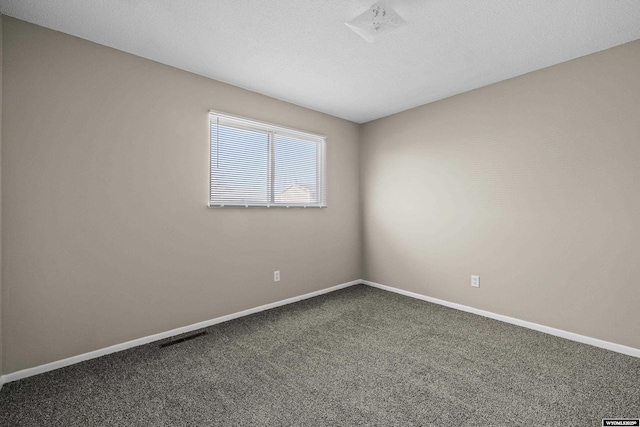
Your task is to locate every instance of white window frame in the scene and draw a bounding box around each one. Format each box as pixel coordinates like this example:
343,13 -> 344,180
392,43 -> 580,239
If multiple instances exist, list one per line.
209,110 -> 327,208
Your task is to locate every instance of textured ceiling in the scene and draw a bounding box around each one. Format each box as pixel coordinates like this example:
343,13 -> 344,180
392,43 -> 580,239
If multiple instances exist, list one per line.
1,0 -> 640,123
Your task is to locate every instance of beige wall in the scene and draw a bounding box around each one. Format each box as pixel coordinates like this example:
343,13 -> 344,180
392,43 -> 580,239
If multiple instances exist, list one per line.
361,40 -> 640,350
1,17 -> 361,374
2,15 -> 640,377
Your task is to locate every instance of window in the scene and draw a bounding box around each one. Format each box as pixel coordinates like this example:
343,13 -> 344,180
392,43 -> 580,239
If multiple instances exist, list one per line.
209,111 -> 327,207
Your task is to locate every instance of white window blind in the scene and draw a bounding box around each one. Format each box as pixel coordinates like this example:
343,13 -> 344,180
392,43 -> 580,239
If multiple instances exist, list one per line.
209,111 -> 327,208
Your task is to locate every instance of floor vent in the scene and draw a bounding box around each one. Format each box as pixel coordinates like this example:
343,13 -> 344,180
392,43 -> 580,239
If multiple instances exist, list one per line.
159,331 -> 207,348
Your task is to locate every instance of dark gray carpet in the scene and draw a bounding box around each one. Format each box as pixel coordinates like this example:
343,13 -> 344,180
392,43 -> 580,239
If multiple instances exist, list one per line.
1,285 -> 639,426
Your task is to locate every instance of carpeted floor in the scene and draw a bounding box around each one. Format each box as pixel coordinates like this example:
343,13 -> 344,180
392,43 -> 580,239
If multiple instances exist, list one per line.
1,285 -> 639,426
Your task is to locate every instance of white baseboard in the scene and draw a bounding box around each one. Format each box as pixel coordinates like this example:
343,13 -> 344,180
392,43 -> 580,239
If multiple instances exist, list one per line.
3,278 -> 638,386
361,280 -> 640,359
1,279 -> 361,385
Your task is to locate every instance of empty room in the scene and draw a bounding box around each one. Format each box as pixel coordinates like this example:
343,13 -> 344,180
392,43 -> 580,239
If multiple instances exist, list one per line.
1,1 -> 639,426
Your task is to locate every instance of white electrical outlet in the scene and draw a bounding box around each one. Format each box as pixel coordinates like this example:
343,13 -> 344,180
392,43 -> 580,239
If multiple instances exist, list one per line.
471,275 -> 480,288
274,271 -> 280,282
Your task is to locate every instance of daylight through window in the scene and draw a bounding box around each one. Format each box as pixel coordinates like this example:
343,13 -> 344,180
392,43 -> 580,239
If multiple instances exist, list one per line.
209,111 -> 327,207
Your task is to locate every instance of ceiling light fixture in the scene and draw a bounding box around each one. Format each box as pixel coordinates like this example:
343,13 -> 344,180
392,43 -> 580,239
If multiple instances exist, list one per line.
345,0 -> 406,43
